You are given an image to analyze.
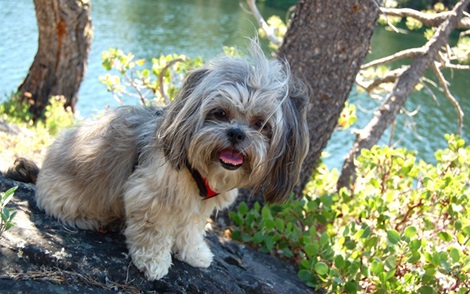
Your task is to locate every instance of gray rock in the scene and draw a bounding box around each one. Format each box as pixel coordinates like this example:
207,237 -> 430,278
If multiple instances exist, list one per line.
0,174 -> 316,293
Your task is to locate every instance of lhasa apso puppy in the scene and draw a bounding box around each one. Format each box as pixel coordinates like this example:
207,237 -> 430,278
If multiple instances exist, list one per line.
7,41 -> 309,280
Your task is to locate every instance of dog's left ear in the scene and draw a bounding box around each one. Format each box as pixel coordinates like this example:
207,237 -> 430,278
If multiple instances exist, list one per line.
263,76 -> 310,203
159,68 -> 209,169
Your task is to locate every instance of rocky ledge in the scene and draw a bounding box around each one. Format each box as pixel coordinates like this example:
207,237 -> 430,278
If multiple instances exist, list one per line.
0,174 -> 316,293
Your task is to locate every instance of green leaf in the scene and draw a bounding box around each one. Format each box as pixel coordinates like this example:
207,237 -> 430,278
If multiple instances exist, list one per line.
253,232 -> 264,244
265,219 -> 275,230
370,261 -> 384,276
463,226 -> 470,236
320,232 -> 329,246
241,233 -> 252,243
314,262 -> 329,276
409,239 -> 421,252
229,211 -> 243,226
2,187 -> 17,205
344,280 -> 359,294
231,230 -> 242,241
404,226 -> 418,239
449,248 -> 460,263
261,206 -> 271,220
364,236 -> 378,249
438,231 -> 452,242
297,269 -> 312,282
304,243 -> 318,258
334,255 -> 345,269
238,201 -> 249,215
407,252 -> 421,264
387,229 -> 401,244
419,285 -> 436,294
275,218 -> 284,231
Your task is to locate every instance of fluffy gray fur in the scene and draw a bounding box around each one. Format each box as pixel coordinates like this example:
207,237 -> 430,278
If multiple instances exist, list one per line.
23,41 -> 309,280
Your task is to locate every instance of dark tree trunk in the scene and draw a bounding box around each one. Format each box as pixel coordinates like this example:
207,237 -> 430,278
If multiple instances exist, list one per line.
18,0 -> 92,120
278,0 -> 379,197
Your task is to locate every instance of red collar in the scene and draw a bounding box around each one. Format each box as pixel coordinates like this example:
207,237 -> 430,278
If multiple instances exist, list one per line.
186,162 -> 220,200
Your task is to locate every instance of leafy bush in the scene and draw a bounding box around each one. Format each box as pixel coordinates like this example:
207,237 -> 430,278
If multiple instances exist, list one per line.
0,94 -> 75,136
0,94 -> 75,167
99,48 -> 203,105
230,134 -> 469,293
0,187 -> 17,238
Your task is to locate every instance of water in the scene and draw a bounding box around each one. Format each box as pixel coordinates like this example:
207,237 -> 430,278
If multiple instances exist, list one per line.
0,0 -> 468,169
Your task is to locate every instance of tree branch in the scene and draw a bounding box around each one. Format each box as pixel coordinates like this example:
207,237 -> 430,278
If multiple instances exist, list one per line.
361,48 -> 424,69
381,7 -> 470,29
244,0 -> 282,47
158,58 -> 184,105
357,67 -> 407,93
431,61 -> 464,134
338,0 -> 470,190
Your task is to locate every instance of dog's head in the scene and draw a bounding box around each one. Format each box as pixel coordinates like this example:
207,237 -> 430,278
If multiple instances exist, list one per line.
158,41 -> 309,203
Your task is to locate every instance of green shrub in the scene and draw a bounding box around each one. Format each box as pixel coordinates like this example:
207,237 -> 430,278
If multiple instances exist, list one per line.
230,134 -> 469,293
99,48 -> 203,105
0,187 -> 17,238
0,94 -> 75,136
0,93 -> 34,125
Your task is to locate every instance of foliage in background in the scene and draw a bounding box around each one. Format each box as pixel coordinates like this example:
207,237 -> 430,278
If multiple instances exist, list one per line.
0,187 -> 17,238
0,94 -> 75,170
99,48 -> 203,106
0,94 -> 75,136
230,135 -> 470,293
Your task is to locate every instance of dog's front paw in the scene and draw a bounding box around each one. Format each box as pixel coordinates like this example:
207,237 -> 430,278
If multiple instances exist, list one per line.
132,250 -> 172,281
175,241 -> 214,268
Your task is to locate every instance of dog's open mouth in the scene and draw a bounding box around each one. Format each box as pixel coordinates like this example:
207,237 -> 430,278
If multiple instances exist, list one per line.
219,149 -> 244,170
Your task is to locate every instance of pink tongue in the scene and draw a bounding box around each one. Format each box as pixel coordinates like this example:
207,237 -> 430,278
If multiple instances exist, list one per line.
219,149 -> 244,166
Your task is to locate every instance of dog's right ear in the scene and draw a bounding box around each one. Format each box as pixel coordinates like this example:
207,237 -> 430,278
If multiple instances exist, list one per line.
158,68 -> 210,169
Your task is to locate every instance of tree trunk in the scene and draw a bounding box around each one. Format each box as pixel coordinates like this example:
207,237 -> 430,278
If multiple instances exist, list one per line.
18,0 -> 92,120
337,0 -> 470,190
278,0 -> 379,197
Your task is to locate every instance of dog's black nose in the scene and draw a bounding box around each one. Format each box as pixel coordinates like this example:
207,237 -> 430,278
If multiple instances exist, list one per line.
227,128 -> 246,144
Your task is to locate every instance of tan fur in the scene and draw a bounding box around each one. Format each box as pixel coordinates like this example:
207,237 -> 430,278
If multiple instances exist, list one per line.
34,40 -> 309,280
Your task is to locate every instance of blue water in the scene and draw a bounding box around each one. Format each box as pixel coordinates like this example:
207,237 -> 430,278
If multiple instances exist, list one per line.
0,0 -> 468,170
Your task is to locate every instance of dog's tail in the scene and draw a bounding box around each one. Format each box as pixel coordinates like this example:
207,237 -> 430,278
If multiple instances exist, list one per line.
5,158 -> 39,184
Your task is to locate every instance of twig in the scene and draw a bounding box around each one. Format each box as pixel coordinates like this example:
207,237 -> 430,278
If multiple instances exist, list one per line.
431,61 -> 464,134
381,7 -> 470,29
123,73 -> 147,105
361,48 -> 423,69
358,67 -> 407,93
158,58 -> 184,105
421,78 -> 441,106
245,0 -> 282,47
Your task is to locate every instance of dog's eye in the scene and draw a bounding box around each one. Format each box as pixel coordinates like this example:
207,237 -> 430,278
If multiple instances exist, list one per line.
254,120 -> 271,133
213,109 -> 228,120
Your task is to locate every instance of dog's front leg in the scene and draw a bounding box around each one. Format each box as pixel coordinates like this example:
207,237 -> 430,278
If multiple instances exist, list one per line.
173,214 -> 213,268
124,215 -> 174,281
123,185 -> 175,282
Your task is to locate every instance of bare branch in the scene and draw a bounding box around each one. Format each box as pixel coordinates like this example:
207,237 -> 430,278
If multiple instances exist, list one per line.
431,61 -> 464,134
361,48 -> 424,69
381,7 -> 470,29
123,72 -> 147,105
358,67 -> 407,92
158,58 -> 184,105
421,78 -> 441,106
245,0 -> 282,47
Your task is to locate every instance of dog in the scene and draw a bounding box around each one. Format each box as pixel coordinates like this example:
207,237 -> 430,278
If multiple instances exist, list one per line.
7,41 -> 309,280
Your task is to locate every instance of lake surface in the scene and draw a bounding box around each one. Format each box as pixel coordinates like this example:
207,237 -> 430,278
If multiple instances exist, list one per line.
0,0 -> 468,170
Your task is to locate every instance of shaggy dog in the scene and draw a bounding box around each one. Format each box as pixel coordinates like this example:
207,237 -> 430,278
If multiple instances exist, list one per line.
7,42 -> 309,280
